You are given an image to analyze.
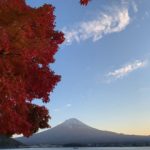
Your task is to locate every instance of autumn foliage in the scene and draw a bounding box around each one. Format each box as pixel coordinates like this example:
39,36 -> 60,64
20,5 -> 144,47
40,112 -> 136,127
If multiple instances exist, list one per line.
0,0 -> 90,137
0,0 -> 64,137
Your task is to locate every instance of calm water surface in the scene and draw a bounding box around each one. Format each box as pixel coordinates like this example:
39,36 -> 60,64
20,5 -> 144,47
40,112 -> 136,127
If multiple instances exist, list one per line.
2,147 -> 150,150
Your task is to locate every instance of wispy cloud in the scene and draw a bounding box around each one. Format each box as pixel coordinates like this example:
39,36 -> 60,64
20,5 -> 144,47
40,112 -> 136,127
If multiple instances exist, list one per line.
53,108 -> 60,112
53,104 -> 72,112
131,1 -> 138,13
66,104 -> 72,107
63,7 -> 130,44
106,60 -> 147,81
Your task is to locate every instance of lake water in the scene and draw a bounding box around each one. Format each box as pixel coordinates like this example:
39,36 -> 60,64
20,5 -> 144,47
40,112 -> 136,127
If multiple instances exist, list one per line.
1,147 -> 150,150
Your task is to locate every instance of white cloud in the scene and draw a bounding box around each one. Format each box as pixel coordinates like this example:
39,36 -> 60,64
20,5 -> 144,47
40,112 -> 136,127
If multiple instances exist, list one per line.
53,108 -> 60,112
66,104 -> 72,107
107,60 -> 147,80
144,11 -> 150,18
63,7 -> 130,44
131,1 -> 138,13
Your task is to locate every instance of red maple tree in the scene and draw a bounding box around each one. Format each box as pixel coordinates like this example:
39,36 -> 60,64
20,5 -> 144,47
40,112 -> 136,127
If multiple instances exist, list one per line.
0,0 -> 90,137
0,0 -> 64,137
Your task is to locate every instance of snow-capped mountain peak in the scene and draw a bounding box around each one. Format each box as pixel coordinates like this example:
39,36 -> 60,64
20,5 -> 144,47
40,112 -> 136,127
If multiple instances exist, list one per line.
62,118 -> 87,128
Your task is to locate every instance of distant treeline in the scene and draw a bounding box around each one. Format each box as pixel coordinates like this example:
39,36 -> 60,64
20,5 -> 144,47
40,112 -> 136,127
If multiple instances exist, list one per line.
62,142 -> 150,147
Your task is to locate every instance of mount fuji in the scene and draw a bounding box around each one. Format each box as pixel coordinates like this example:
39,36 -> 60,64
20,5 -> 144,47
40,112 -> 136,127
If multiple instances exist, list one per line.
16,118 -> 150,146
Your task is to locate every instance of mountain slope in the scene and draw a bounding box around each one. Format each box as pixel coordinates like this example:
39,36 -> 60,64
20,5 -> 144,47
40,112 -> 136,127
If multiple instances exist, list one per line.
16,118 -> 150,146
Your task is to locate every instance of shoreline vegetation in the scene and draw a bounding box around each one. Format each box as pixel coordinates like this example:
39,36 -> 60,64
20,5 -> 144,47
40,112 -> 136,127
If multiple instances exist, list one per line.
0,135 -> 25,149
1,136 -> 150,148
17,142 -> 150,148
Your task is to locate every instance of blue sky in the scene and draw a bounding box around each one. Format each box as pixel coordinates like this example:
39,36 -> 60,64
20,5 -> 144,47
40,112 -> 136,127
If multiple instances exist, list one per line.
26,0 -> 150,135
